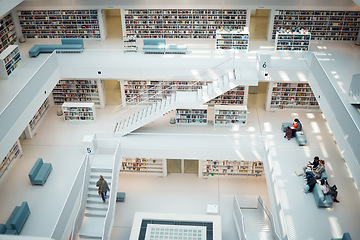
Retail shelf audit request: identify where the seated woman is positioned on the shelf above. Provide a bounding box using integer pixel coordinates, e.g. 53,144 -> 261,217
306,160 -> 325,179
304,156 -> 320,172
318,179 -> 340,203
290,118 -> 302,136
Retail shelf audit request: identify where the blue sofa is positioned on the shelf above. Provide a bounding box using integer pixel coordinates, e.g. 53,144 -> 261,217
28,158 -> 52,185
313,183 -> 333,208
0,202 -> 30,235
143,39 -> 187,54
282,122 -> 307,146
29,38 -> 84,57
332,233 -> 352,240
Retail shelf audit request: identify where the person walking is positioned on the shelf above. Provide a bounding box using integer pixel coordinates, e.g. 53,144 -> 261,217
96,175 -> 110,203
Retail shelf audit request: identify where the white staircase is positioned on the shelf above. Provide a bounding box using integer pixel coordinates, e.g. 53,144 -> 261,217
114,68 -> 242,136
241,208 -> 274,240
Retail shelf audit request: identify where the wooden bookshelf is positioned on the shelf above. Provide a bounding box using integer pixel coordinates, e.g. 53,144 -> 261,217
123,9 -> 248,39
271,10 -> 360,41
214,105 -> 247,125
176,106 -> 208,125
266,82 -> 320,111
18,9 -> 102,39
0,13 -> 17,54
52,79 -> 105,108
121,157 -> 166,175
62,102 -> 96,121
0,140 -> 22,178
202,160 -> 264,177
0,45 -> 21,79
275,30 -> 311,51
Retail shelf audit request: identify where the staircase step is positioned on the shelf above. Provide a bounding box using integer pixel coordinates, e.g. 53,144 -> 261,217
87,196 -> 109,204
86,203 -> 109,210
90,168 -> 112,173
90,172 -> 112,178
89,180 -> 111,185
245,232 -> 273,240
241,208 -> 269,232
85,209 -> 107,217
79,216 -> 105,238
79,237 -> 102,240
88,191 -> 111,198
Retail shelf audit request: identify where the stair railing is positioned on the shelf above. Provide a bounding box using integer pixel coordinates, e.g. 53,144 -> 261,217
233,195 -> 247,240
70,154 -> 91,240
101,138 -> 122,240
257,196 -> 281,240
113,56 -> 236,133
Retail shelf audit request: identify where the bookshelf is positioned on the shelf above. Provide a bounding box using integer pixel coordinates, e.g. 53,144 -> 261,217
271,10 -> 360,41
175,106 -> 208,125
22,98 -> 50,139
62,102 -> 96,121
123,9 -> 248,39
0,140 -> 22,178
123,35 -> 138,52
275,30 -> 311,51
18,9 -> 102,39
214,105 -> 247,126
121,157 -> 166,176
215,29 -> 249,50
201,160 -> 264,177
120,80 -> 213,105
266,82 -> 320,111
52,79 -> 105,108
0,45 -> 21,79
0,13 -> 17,54
207,86 -> 248,105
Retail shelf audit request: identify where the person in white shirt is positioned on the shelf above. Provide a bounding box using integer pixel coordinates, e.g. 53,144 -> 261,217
318,179 -> 339,203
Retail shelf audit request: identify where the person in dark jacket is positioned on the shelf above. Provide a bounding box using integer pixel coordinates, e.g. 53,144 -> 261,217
96,175 -> 110,203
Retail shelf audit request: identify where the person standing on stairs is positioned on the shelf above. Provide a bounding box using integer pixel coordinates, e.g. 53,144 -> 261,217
96,175 -> 110,203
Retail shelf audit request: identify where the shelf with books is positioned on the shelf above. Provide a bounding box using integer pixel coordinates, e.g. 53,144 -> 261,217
22,98 -> 50,139
0,13 -> 17,55
214,105 -> 247,126
266,82 -> 320,111
18,9 -> 102,39
215,28 -> 249,50
52,79 -> 105,108
275,30 -> 311,51
207,86 -> 248,105
176,106 -> 208,125
201,160 -> 264,177
123,35 -> 138,52
123,9 -> 248,39
62,102 -> 96,121
0,45 -> 21,79
120,80 -> 213,105
271,10 -> 360,41
121,157 -> 166,175
0,140 -> 22,178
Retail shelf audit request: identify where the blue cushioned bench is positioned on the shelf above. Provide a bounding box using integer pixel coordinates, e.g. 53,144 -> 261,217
313,183 -> 333,208
332,233 -> 352,240
116,192 -> 126,202
282,122 -> 307,146
28,158 -> 52,185
0,202 -> 30,235
29,38 -> 84,57
143,39 -> 187,54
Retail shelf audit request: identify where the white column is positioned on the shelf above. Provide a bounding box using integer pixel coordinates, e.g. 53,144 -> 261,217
11,10 -> 25,43
355,29 -> 360,46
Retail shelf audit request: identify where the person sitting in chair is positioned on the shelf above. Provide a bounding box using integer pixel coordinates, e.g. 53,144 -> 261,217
290,118 -> 302,136
318,179 -> 340,203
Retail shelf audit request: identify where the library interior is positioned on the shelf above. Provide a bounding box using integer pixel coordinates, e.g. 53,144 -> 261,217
0,0 -> 360,239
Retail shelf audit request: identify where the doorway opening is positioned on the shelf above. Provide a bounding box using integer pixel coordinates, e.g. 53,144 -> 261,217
247,82 -> 268,109
104,80 -> 122,106
104,9 -> 122,39
249,9 -> 270,41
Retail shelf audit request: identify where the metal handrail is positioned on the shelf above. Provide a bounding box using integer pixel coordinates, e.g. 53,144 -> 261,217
113,55 -> 236,132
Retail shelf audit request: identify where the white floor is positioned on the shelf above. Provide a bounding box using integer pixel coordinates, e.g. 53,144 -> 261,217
0,15 -> 359,240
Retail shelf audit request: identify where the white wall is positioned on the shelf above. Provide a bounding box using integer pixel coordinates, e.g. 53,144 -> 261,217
16,0 -> 360,10
0,0 -> 23,17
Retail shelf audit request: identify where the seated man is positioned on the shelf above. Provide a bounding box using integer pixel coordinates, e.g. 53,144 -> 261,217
318,179 -> 340,203
303,156 -> 320,172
